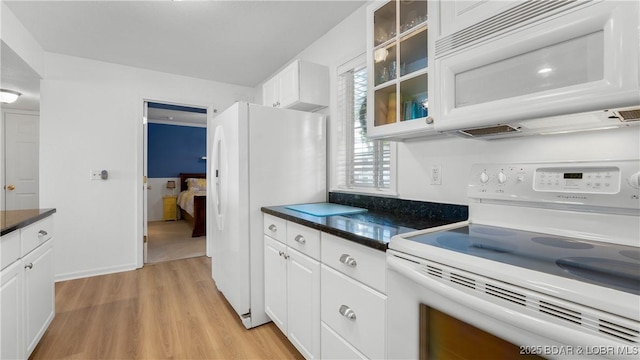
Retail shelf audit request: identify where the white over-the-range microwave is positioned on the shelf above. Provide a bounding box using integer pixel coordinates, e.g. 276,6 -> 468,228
432,0 -> 640,139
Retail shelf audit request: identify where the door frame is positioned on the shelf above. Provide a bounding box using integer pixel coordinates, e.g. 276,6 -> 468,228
136,96 -> 214,268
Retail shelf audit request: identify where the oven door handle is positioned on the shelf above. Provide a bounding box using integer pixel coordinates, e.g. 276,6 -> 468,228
386,255 -> 631,351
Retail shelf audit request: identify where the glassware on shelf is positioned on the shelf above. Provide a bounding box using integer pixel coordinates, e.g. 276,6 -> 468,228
374,1 -> 396,46
400,0 -> 427,34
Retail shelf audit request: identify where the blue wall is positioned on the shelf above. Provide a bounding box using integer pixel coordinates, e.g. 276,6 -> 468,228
148,123 -> 206,178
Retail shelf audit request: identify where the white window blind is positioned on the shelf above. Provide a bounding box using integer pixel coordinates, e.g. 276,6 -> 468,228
337,59 -> 392,191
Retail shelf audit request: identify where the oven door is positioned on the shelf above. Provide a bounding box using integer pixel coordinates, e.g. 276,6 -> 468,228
386,250 -> 635,360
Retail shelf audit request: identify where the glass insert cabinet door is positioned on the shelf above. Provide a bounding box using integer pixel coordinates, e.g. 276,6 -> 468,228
367,0 -> 436,140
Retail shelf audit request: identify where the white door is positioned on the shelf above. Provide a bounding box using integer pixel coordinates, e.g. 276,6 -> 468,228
0,261 -> 24,360
143,102 -> 149,263
4,112 -> 39,210
287,247 -> 320,359
278,61 -> 300,108
264,235 -> 288,334
23,240 -> 54,357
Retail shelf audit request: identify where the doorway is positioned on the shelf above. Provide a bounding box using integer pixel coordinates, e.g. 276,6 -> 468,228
144,101 -> 208,264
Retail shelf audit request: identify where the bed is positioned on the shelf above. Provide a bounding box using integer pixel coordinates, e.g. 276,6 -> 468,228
177,173 -> 207,237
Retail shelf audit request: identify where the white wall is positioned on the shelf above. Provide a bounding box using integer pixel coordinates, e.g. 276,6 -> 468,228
0,2 -> 44,77
40,53 -> 255,281
275,2 -> 640,206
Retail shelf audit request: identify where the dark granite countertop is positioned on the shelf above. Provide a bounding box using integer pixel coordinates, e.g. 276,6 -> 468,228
262,204 -> 464,252
1,208 -> 56,236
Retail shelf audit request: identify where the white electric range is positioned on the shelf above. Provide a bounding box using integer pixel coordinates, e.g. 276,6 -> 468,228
387,160 -> 640,359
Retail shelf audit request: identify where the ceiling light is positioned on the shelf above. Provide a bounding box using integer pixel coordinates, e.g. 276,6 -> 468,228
537,67 -> 553,75
0,89 -> 21,104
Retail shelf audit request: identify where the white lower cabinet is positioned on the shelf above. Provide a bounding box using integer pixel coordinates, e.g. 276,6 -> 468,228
23,240 -> 55,356
263,214 -> 387,360
321,322 -> 367,360
264,236 -> 288,333
321,265 -> 386,359
0,215 -> 55,360
264,221 -> 321,360
1,260 -> 24,360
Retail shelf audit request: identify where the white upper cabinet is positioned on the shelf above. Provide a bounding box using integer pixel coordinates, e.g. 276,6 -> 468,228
366,0 -> 440,141
262,60 -> 329,112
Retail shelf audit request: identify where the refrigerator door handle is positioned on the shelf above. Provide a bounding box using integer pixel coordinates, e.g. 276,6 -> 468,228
212,125 -> 228,230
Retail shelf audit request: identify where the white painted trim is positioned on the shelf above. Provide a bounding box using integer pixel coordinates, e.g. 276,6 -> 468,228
147,119 -> 206,128
136,95 -> 214,269
54,263 -> 138,283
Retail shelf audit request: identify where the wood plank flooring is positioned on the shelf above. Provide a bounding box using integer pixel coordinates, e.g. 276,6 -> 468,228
30,256 -> 303,359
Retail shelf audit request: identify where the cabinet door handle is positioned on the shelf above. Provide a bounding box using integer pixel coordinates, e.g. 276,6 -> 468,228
268,224 -> 277,232
278,251 -> 284,257
339,254 -> 357,267
38,230 -> 48,237
425,116 -> 435,125
339,305 -> 356,320
283,254 -> 290,260
294,235 -> 306,244
24,263 -> 33,269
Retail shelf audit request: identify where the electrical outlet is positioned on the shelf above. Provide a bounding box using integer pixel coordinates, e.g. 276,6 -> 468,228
90,170 -> 103,180
431,164 -> 442,185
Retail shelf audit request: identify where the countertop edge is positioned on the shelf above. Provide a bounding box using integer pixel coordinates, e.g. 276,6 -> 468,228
262,207 -> 388,252
1,208 -> 57,237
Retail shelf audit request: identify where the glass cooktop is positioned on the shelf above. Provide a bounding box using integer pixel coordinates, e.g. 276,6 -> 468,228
404,224 -> 640,295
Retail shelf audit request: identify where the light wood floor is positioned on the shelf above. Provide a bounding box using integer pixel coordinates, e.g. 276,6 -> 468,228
147,220 -> 206,264
30,256 -> 303,359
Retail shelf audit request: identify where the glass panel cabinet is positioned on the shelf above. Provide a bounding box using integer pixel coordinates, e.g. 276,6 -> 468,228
367,0 -> 439,140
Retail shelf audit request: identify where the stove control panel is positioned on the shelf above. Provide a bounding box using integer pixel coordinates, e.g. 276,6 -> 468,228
468,160 -> 640,211
533,166 -> 620,194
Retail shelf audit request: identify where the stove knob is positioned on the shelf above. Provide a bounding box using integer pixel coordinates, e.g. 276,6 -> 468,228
480,172 -> 489,184
628,171 -> 640,189
498,172 -> 507,184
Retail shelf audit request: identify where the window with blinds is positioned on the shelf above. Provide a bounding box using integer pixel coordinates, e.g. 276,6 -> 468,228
337,59 -> 392,191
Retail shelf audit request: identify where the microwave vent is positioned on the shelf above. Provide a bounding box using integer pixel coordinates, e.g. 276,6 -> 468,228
615,108 -> 640,122
436,0 -> 582,57
459,125 -> 520,137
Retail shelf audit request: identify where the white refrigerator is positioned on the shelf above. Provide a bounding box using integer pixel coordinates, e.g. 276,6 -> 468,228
207,102 -> 326,328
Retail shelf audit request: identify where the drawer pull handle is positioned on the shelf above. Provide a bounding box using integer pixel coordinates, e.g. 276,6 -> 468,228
339,254 -> 357,267
339,305 -> 356,320
38,230 -> 48,237
268,224 -> 277,232
25,263 -> 33,269
294,235 -> 306,244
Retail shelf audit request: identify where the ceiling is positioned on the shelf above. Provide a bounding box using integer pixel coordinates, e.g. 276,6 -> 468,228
4,0 -> 366,90
1,41 -> 41,111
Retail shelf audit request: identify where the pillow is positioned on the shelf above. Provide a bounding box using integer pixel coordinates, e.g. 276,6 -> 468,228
186,178 -> 206,191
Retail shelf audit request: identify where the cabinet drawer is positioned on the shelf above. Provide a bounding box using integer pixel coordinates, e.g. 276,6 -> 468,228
287,221 -> 320,260
263,214 -> 286,243
321,233 -> 386,293
321,265 -> 386,359
321,322 -> 367,360
1,232 -> 21,270
21,216 -> 54,257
